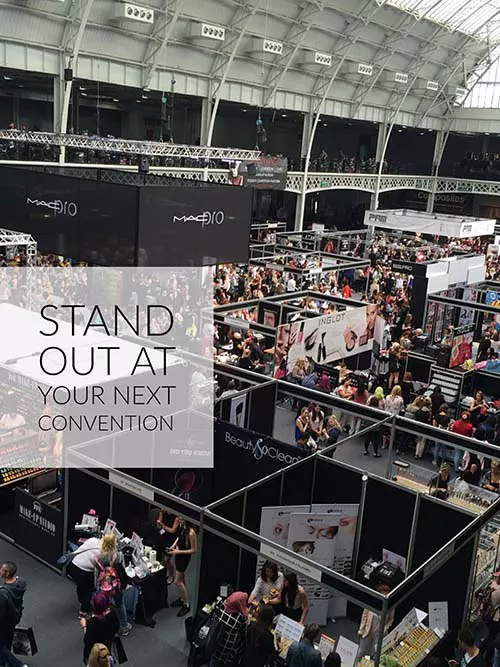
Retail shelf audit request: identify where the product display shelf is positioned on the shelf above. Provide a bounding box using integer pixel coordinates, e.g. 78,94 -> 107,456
391,461 -> 435,495
469,516 -> 500,621
0,429 -> 44,487
447,481 -> 498,514
382,625 -> 442,667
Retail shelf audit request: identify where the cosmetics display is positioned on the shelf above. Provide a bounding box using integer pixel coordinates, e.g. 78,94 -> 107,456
0,429 -> 44,486
383,625 -> 441,667
447,481 -> 497,514
391,461 -> 435,494
469,515 -> 500,621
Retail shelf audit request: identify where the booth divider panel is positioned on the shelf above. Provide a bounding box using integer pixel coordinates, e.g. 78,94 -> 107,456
248,384 -> 277,438
211,494 -> 246,527
395,540 -> 475,635
281,457 -> 317,506
357,479 -> 416,573
111,488 -> 154,540
313,459 -> 363,505
412,497 -> 473,570
152,468 -> 214,508
245,477 -> 283,535
67,469 -> 111,539
198,531 -> 241,606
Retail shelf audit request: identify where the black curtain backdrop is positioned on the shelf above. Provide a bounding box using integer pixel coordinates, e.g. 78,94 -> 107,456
412,497 -> 472,570
357,479 -> 416,570
198,530 -> 242,606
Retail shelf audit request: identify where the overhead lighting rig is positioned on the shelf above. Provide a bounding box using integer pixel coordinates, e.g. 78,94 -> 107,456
0,130 -> 261,160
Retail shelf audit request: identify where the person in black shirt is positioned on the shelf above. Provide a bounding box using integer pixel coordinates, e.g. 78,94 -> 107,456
430,386 -> 446,417
81,592 -> 119,664
448,627 -> 486,667
244,605 -> 277,667
429,463 -> 449,500
432,403 -> 451,466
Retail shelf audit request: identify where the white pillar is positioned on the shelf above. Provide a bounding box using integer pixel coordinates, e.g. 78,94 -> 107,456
53,74 -> 64,133
427,130 -> 447,213
200,96 -> 211,146
294,110 -> 313,231
370,122 -> 388,209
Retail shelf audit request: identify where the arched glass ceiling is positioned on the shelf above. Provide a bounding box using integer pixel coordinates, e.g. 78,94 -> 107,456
383,0 -> 500,42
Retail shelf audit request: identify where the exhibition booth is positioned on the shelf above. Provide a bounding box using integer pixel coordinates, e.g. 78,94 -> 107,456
250,221 -> 287,244
276,229 -> 366,256
0,166 -> 253,266
202,446 -> 500,664
364,209 -> 496,240
248,246 -> 370,293
211,290 -> 385,380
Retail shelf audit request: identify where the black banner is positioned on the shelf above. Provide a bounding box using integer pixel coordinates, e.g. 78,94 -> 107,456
138,185 -> 253,266
0,167 -> 138,265
213,420 -> 307,500
240,157 -> 288,190
14,487 -> 63,565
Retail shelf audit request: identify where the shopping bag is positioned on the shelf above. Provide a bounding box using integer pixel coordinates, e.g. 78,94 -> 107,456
12,627 -> 38,656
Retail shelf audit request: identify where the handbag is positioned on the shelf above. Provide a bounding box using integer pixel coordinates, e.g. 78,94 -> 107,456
112,636 -> 128,664
12,627 -> 38,656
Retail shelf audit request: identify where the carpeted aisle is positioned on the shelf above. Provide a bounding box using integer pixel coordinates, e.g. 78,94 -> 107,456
0,539 -> 191,667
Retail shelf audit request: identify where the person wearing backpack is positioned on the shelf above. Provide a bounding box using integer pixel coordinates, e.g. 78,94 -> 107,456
94,534 -> 131,636
209,592 -> 248,667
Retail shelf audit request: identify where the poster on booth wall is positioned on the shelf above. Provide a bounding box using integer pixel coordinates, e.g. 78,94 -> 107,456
287,513 -> 341,626
257,505 -> 310,575
229,394 -> 247,428
458,289 -> 478,327
450,324 -> 475,368
279,305 -> 381,374
311,504 -> 359,576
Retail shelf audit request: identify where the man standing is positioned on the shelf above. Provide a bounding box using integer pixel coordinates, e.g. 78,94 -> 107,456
0,561 -> 28,667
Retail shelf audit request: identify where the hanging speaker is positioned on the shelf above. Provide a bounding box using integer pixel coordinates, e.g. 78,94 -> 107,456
64,68 -> 73,82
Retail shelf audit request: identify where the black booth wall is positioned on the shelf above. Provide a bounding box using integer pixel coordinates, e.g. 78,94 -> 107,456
411,496 -> 472,570
0,167 -> 137,265
357,479 -> 416,572
0,167 -> 253,266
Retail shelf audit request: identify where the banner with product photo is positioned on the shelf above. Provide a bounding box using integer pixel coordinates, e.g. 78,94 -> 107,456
449,324 -> 475,369
280,306 -> 383,373
229,394 -> 247,428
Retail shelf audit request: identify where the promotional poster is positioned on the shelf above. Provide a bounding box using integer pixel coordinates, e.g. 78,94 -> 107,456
274,306 -> 382,374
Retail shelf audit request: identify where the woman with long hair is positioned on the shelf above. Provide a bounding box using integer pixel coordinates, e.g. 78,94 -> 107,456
249,561 -> 284,607
168,518 -> 197,617
81,593 -> 119,665
155,509 -> 180,585
87,643 -> 112,667
94,534 -> 131,636
280,572 -> 309,624
245,605 -> 277,667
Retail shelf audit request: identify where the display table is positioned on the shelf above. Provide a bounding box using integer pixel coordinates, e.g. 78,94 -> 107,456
392,461 -> 435,495
133,567 -> 168,626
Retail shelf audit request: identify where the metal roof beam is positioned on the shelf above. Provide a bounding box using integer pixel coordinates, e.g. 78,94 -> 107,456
262,2 -> 323,109
142,0 -> 185,90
